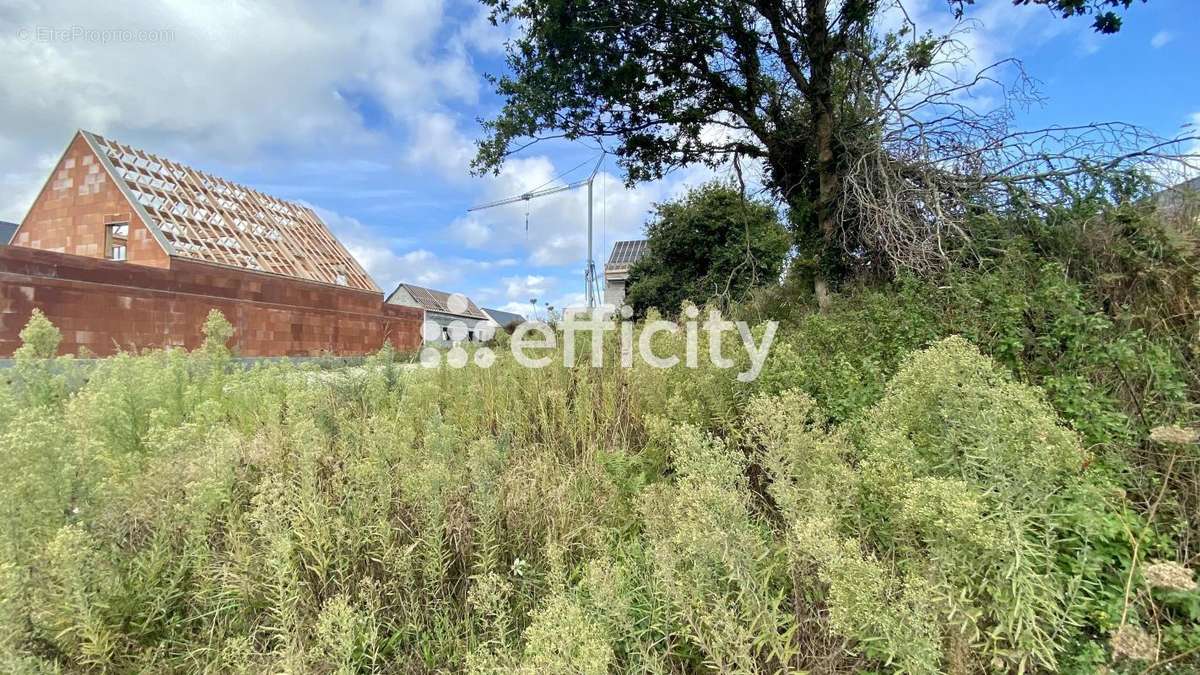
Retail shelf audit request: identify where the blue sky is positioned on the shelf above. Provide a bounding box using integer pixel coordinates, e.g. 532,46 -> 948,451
1,0 -> 1197,316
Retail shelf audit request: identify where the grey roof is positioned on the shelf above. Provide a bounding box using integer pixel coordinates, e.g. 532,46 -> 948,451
388,282 -> 488,320
607,239 -> 648,266
483,307 -> 526,328
1155,176 -> 1200,212
0,221 -> 16,245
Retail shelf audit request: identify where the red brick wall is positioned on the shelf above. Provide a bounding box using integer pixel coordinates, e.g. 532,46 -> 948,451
0,246 -> 422,357
10,132 -> 170,268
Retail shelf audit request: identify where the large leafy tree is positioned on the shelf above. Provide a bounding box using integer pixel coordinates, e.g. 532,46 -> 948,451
473,0 -> 1161,308
624,183 -> 790,317
951,1 -> 1145,34
473,0 -> 878,307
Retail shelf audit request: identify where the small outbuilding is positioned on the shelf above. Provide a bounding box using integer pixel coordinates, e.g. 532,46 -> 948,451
603,239 -> 648,306
386,283 -> 492,345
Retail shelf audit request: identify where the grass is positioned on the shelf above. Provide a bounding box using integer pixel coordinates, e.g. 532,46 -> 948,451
0,304 -> 1196,673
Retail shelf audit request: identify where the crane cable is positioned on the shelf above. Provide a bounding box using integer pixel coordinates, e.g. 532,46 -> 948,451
519,153 -> 598,242
528,155 -> 596,195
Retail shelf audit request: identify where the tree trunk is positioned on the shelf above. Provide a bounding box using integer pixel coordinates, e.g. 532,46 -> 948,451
805,0 -> 839,312
814,104 -> 838,312
814,277 -> 831,311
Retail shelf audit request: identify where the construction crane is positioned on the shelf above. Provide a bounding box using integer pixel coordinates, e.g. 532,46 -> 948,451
468,154 -> 605,308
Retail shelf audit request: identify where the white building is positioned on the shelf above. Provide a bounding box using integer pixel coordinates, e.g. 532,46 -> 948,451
386,282 -> 492,345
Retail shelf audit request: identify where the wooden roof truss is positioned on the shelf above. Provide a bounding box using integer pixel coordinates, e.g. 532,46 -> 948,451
83,131 -> 379,292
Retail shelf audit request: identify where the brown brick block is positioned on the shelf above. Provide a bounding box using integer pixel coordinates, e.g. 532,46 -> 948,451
0,247 -> 422,357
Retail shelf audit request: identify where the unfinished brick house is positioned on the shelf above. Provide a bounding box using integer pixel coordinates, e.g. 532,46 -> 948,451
1,130 -> 422,357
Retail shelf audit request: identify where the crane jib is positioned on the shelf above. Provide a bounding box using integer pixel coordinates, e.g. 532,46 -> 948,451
465,152 -> 607,308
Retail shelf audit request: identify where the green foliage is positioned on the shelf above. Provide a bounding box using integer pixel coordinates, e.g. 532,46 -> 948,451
11,309 -> 68,407
639,422 -> 791,670
750,340 -> 1151,672
0,281 -> 1196,672
951,0 -> 1147,34
519,594 -> 614,673
473,0 -> 894,279
735,194 -> 1200,669
747,276 -> 940,422
199,308 -> 235,360
861,336 -> 1085,489
856,338 -> 1108,670
745,206 -> 1200,562
625,183 -> 790,317
14,309 -> 61,360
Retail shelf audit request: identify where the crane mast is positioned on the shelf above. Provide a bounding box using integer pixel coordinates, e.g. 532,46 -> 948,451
468,154 -> 605,308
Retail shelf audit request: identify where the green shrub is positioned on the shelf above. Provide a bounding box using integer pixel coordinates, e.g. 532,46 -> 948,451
639,421 -> 791,670
750,339 -> 1153,672
10,308 -> 68,407
14,308 -> 61,360
0,299 -> 1196,673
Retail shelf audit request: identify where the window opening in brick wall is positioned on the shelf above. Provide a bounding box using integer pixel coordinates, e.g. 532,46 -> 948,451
106,222 -> 129,261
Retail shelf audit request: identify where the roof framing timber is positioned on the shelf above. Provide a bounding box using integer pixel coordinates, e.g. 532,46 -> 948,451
82,131 -> 379,292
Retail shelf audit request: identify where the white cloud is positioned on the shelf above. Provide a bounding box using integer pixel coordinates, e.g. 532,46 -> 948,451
449,154 -> 698,268
0,148 -> 57,225
529,233 -> 587,266
444,145 -> 755,306
0,0 -> 480,220
1151,31 -> 1174,49
494,278 -> 589,315
405,111 -> 477,180
454,5 -> 517,56
450,215 -> 494,246
312,205 -> 431,290
495,301 -> 533,316
316,204 -> 523,296
469,257 -> 519,270
882,0 -> 1051,73
1077,31 -> 1103,56
548,291 -> 588,313
502,274 -> 550,301
391,250 -> 450,288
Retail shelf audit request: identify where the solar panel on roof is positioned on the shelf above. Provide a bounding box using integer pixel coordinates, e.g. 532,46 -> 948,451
398,283 -> 490,319
607,240 -> 648,265
407,284 -> 448,312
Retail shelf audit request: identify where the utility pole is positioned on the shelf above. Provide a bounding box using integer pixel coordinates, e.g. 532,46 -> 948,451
587,176 -> 595,307
468,154 -> 605,308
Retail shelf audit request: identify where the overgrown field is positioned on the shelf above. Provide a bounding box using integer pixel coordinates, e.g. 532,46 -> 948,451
2,240 -> 1200,672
